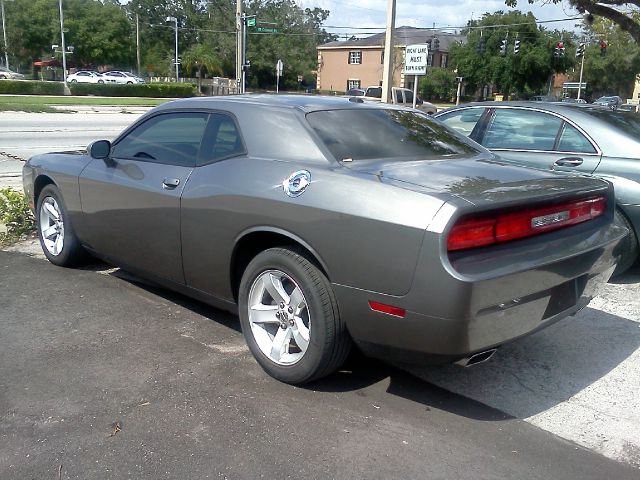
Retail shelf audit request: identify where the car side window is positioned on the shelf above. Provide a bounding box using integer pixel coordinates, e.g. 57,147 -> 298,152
112,112 -> 208,167
483,109 -> 562,151
557,123 -> 596,153
437,108 -> 484,137
395,90 -> 404,103
198,113 -> 245,165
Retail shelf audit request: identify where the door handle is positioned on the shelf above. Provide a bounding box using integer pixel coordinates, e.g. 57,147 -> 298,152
162,178 -> 180,189
554,157 -> 583,167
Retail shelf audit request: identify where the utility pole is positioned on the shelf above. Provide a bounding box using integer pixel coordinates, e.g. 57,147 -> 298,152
576,42 -> 586,100
136,13 -> 141,76
236,0 -> 243,93
166,16 -> 179,81
381,0 -> 396,104
1,0 -> 8,69
58,0 -> 69,95
242,12 -> 247,93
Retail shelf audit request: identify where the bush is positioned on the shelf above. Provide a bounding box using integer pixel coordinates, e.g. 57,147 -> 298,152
0,80 -> 64,95
0,188 -> 35,245
68,82 -> 197,98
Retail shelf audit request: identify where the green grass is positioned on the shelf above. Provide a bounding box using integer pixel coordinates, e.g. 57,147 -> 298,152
0,95 -> 170,107
0,103 -> 60,113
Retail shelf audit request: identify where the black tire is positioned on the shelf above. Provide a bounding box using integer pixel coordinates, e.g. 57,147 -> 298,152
238,247 -> 351,384
36,185 -> 87,267
70,79 -> 77,83
98,80 -> 104,84
612,209 -> 639,276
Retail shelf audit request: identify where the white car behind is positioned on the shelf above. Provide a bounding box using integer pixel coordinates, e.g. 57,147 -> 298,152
67,71 -> 105,84
102,71 -> 145,84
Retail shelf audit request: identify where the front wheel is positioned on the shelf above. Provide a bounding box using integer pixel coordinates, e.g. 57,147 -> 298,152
36,185 -> 87,267
238,248 -> 351,384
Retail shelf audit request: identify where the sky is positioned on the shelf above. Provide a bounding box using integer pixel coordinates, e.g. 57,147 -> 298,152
296,0 -> 582,37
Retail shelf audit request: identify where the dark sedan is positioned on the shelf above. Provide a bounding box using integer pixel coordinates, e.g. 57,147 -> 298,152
23,96 -> 626,384
435,101 -> 640,274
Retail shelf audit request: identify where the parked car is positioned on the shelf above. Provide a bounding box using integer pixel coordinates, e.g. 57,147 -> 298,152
561,98 -> 587,104
364,86 -> 438,114
593,95 -> 623,110
435,101 -> 640,273
23,95 -> 626,384
618,103 -> 639,113
346,87 -> 366,96
102,71 -> 145,84
67,71 -> 106,84
0,66 -> 25,80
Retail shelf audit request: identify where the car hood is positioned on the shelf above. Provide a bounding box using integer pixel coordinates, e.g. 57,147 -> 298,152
343,155 -> 608,207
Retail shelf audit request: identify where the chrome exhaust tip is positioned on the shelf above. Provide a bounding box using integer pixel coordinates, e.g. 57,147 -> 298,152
455,348 -> 498,368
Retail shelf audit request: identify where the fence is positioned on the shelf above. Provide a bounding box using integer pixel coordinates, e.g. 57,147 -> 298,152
149,76 -> 238,96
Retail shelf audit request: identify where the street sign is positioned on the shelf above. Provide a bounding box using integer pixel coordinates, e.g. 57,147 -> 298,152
403,44 -> 428,75
276,59 -> 283,76
247,17 -> 256,27
256,27 -> 279,33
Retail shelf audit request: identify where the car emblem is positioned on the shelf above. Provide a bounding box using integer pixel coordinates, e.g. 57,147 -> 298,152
283,170 -> 311,197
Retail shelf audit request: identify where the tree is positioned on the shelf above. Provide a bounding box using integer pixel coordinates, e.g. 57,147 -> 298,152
449,11 -> 574,98
579,17 -> 640,97
4,0 -> 134,71
419,68 -> 456,101
181,43 -> 223,86
505,1 -> 640,43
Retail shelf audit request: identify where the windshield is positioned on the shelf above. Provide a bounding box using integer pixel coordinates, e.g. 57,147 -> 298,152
306,108 -> 483,161
585,108 -> 640,139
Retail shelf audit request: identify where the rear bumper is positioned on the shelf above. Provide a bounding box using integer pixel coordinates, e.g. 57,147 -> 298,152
334,216 -> 626,363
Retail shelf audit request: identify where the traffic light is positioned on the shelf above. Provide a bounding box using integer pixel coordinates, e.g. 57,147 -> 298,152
432,38 -> 440,51
500,39 -> 507,56
513,39 -> 521,55
576,42 -> 586,58
600,40 -> 608,56
477,37 -> 486,54
554,41 -> 565,57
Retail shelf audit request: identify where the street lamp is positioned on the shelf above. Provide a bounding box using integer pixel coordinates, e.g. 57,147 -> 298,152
1,0 -> 13,69
58,0 -> 69,94
166,16 -> 179,81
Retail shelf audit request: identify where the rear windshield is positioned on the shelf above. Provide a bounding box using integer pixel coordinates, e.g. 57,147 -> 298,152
585,108 -> 640,139
306,108 -> 482,161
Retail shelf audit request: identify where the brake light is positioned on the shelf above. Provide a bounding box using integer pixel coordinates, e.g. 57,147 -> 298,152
447,196 -> 606,251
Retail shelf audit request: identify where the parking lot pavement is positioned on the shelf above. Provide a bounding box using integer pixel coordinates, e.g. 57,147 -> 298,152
407,267 -> 640,467
2,249 -> 639,480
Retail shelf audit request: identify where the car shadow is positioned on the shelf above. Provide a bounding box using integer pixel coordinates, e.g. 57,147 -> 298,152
81,260 -> 638,422
610,262 -> 640,284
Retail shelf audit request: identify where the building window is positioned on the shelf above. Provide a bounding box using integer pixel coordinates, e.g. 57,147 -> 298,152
347,79 -> 361,90
349,51 -> 362,64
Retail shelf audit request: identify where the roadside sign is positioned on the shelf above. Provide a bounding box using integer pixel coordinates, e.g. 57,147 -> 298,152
403,44 -> 428,75
256,27 -> 279,33
276,59 -> 283,76
247,17 -> 256,27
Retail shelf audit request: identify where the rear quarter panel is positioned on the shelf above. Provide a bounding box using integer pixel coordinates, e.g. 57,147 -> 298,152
180,158 -> 447,300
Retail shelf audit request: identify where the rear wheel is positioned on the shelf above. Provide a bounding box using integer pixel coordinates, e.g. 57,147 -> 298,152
36,185 -> 87,267
238,247 -> 351,384
70,79 -> 77,83
612,209 -> 638,276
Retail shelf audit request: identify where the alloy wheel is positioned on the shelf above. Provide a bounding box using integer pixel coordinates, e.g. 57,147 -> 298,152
39,196 -> 64,256
247,269 -> 311,365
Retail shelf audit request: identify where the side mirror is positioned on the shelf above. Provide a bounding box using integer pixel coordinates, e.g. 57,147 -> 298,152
88,140 -> 111,159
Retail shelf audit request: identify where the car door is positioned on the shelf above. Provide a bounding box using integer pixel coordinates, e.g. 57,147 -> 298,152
476,107 -> 602,174
78,111 -> 209,283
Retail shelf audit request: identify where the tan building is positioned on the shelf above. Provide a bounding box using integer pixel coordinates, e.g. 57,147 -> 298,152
317,26 -> 465,93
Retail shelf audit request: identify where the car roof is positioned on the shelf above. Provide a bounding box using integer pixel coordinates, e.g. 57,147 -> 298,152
155,94 -> 403,113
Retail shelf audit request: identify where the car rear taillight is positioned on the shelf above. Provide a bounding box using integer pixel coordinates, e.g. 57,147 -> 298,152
447,196 -> 607,252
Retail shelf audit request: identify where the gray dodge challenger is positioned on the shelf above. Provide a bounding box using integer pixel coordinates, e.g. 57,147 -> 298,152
23,95 -> 627,384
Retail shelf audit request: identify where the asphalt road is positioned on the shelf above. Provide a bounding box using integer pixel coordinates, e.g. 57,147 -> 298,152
0,111 -> 143,189
1,249 -> 638,480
